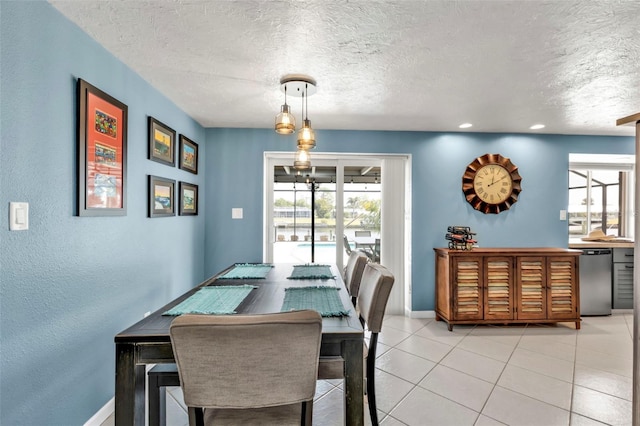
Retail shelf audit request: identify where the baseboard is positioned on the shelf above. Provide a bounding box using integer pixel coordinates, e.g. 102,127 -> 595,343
406,309 -> 436,319
612,309 -> 634,314
84,397 -> 113,426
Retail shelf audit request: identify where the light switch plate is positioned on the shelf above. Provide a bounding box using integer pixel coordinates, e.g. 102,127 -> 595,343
559,209 -> 567,221
232,208 -> 243,219
10,202 -> 29,231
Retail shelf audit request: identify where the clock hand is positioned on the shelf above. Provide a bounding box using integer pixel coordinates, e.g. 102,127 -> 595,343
487,175 -> 507,187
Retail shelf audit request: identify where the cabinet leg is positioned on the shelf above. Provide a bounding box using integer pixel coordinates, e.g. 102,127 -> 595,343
447,323 -> 453,332
575,321 -> 581,330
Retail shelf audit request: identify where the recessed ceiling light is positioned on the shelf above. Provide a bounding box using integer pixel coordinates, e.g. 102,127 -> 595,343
459,123 -> 473,129
530,124 -> 545,130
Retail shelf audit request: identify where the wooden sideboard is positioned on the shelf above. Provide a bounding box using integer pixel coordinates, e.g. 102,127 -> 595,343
434,248 -> 581,331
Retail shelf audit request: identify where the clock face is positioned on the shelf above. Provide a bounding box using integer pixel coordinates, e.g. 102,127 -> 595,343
462,153 -> 522,214
472,164 -> 513,204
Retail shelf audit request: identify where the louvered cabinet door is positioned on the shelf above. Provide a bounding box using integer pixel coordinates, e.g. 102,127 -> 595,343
546,256 -> 579,319
484,257 -> 513,320
516,257 -> 547,320
452,257 -> 483,320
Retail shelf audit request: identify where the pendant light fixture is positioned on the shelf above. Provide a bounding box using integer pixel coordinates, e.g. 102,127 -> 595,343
293,147 -> 311,170
297,83 -> 316,150
274,74 -> 317,170
274,85 -> 295,134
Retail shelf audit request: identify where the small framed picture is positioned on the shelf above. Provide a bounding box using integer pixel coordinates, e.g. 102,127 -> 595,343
179,182 -> 198,216
148,175 -> 176,217
179,135 -> 198,174
148,117 -> 175,166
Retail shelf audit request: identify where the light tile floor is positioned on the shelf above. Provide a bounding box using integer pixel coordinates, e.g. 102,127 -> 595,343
101,313 -> 634,426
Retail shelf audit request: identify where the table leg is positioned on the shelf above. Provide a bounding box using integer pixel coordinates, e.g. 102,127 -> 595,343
115,343 -> 146,426
342,338 -> 364,426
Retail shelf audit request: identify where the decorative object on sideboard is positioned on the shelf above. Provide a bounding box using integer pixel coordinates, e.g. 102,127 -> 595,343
445,226 -> 477,250
462,153 -> 522,214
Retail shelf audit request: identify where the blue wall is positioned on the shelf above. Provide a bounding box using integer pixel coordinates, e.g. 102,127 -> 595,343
1,3 -> 206,424
205,129 -> 634,311
0,1 -> 635,424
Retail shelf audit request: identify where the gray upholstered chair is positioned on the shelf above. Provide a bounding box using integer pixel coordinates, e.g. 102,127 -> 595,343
343,249 -> 369,307
317,263 -> 394,426
169,310 -> 323,426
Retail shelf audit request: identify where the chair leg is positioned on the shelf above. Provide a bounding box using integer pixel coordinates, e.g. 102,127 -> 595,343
367,333 -> 379,426
148,384 -> 165,426
301,400 -> 313,425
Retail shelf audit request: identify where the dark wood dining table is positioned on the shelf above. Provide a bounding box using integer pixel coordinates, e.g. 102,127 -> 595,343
114,263 -> 365,425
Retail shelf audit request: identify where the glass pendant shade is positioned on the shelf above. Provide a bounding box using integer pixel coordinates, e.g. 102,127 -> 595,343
275,104 -> 295,134
293,148 -> 311,170
297,119 -> 316,150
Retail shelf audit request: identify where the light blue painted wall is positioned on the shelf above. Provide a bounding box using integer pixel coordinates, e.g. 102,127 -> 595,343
0,1 -> 635,424
205,129 -> 634,310
1,2 -> 206,424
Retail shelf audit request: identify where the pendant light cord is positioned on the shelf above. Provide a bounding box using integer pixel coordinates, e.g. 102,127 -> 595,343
301,88 -> 305,122
305,83 -> 309,120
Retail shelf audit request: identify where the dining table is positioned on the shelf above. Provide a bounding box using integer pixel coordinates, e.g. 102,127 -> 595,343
114,263 -> 365,425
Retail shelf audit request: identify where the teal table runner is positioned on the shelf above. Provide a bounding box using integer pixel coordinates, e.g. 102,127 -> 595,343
218,263 -> 273,279
163,285 -> 256,315
288,264 -> 335,280
281,286 -> 350,317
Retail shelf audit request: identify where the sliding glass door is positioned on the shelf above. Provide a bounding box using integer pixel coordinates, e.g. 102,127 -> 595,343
264,152 -> 409,315
272,166 -> 338,263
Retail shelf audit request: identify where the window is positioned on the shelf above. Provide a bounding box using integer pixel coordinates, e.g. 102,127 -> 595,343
568,154 -> 634,238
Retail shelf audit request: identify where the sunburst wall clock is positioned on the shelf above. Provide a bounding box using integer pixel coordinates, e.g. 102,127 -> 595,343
462,153 -> 522,214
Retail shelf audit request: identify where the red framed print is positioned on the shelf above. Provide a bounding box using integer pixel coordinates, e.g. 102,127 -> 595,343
178,135 -> 198,174
148,117 -> 176,166
179,181 -> 198,216
77,79 -> 128,216
148,175 -> 176,217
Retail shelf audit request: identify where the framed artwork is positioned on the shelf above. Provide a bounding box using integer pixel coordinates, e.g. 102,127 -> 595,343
178,135 -> 198,174
77,78 -> 128,216
148,117 -> 176,166
148,175 -> 176,217
179,182 -> 198,216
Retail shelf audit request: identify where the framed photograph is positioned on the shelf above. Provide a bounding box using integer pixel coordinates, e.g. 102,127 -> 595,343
148,117 -> 176,166
77,79 -> 128,216
178,135 -> 198,174
148,175 -> 176,217
179,182 -> 198,216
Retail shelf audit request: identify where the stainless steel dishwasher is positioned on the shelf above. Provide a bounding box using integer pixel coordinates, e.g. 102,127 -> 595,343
579,248 -> 612,315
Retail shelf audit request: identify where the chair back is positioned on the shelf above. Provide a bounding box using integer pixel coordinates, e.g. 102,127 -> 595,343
357,263 -> 395,333
344,250 -> 369,302
343,235 -> 352,255
169,310 -> 322,410
354,230 -> 371,237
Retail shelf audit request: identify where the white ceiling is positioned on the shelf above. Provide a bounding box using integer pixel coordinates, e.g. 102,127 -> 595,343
50,0 -> 640,136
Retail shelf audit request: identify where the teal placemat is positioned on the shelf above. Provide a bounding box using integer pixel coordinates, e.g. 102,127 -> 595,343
163,285 -> 256,315
281,286 -> 350,317
288,264 -> 335,280
218,263 -> 273,279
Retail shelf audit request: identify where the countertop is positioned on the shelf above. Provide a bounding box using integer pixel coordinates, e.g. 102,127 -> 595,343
568,238 -> 635,249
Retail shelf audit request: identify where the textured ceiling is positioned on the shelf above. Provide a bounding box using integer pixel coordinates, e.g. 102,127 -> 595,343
50,0 -> 640,136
